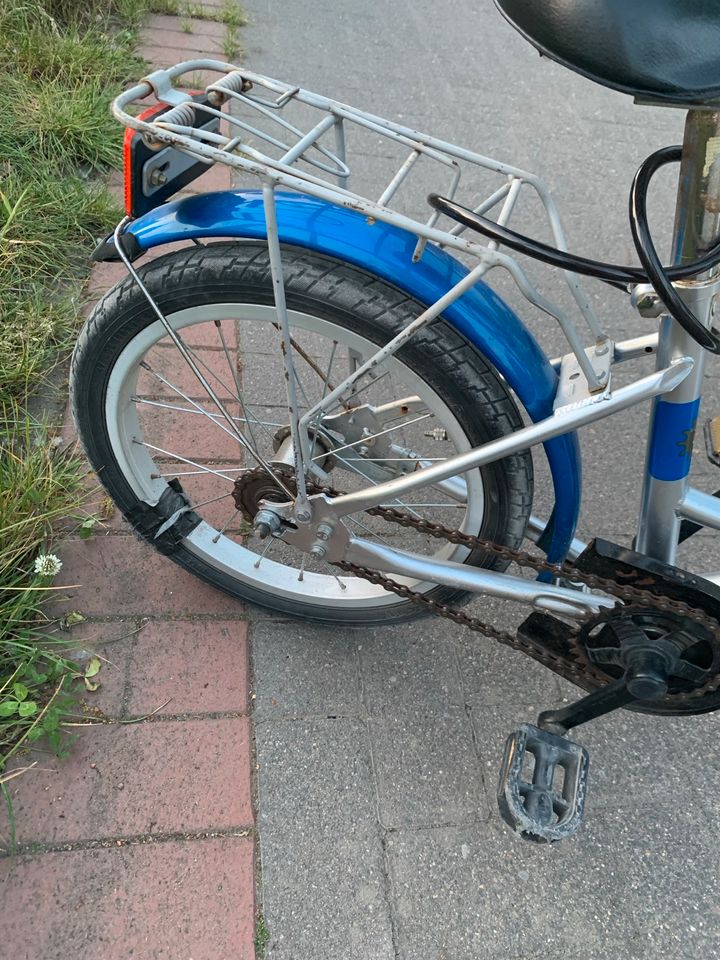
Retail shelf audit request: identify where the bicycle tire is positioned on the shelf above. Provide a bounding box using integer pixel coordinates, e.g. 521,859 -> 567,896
71,241 -> 534,624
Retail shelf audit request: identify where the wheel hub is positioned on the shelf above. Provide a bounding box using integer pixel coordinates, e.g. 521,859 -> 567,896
232,466 -> 296,522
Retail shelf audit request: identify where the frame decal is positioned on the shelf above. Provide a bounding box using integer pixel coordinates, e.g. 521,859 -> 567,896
647,398 -> 700,481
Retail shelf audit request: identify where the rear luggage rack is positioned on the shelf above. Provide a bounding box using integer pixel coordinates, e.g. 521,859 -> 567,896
112,59 -> 614,390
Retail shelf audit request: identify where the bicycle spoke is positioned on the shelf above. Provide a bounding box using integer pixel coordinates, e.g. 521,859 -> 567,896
132,396 -> 284,430
212,321 -> 265,449
136,363 -> 294,497
190,491 -> 235,510
138,361 -> 245,447
253,537 -> 276,568
332,452 -> 424,519
324,564 -> 348,590
134,440 -> 240,481
347,514 -> 394,548
158,467 -> 247,478
211,507 -> 241,543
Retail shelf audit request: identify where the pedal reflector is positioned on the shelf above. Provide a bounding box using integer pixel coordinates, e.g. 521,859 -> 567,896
497,723 -> 589,843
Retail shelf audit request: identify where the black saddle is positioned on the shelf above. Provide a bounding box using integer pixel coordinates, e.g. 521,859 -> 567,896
495,0 -> 720,105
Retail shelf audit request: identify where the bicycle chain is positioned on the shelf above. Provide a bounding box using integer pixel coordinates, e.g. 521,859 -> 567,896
335,502 -> 720,703
236,465 -> 720,703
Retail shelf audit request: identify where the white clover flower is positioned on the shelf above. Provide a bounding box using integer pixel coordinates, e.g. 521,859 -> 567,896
34,554 -> 63,577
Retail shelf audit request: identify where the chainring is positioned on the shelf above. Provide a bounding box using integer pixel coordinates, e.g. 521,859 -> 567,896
574,604 -> 720,714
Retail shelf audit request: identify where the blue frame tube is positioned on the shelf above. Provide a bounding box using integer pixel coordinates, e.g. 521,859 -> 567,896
115,189 -> 582,562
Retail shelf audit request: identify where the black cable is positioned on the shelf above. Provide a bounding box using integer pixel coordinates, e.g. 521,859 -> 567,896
429,186 -> 720,286
428,193 -> 642,289
629,146 -> 720,353
428,148 -> 720,352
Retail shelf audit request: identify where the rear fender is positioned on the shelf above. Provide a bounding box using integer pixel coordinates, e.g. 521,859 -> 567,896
97,189 -> 581,562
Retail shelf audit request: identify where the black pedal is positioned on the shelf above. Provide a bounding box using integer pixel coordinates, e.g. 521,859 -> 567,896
497,723 -> 589,843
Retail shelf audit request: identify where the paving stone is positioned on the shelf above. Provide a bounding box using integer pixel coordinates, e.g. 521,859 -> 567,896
358,628 -> 465,717
175,315 -> 239,349
1,717 -> 252,846
370,709 -> 489,829
86,260 -> 128,297
141,25 -> 227,55
259,831 -> 395,960
126,618 -> 248,715
255,718 -> 377,840
59,619 -> 139,718
385,810 -> 718,960
141,43 -> 214,67
147,14 -> 228,39
50,534 -> 244,618
456,633 -> 560,707
0,836 -> 255,960
140,398 -> 244,462
183,160 -> 233,193
251,621 -> 361,720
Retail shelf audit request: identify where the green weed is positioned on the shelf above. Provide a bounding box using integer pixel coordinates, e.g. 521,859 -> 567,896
254,914 -> 270,959
0,404 -> 90,782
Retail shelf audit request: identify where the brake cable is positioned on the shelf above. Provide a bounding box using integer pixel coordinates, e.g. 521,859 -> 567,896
428,145 -> 720,351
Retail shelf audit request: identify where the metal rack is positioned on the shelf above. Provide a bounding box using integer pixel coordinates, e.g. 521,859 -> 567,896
113,59 -> 613,393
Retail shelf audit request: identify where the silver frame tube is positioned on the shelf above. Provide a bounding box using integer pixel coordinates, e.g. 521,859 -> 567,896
297,358 -> 693,522
636,110 -> 720,562
344,538 -> 615,618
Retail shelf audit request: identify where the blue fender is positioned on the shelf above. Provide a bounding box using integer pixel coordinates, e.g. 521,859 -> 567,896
117,189 -> 581,563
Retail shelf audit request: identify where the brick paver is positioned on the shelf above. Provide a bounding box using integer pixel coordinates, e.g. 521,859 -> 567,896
5,718 -> 252,845
48,534 -> 246,618
125,619 -> 249,715
0,6 -> 256,959
2,837 -> 255,960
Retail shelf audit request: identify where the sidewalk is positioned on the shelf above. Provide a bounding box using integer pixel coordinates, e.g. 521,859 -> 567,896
0,6 -> 256,959
4,2 -> 720,959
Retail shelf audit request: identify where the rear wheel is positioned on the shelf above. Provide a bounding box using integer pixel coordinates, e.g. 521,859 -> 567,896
71,242 -> 533,623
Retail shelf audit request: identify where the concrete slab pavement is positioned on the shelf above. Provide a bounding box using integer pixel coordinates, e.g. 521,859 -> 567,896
240,1 -> 720,958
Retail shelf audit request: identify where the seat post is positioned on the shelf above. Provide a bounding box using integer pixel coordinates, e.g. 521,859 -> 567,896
636,109 -> 720,562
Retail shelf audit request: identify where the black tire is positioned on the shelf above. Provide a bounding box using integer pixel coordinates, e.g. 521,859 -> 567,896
71,242 -> 533,623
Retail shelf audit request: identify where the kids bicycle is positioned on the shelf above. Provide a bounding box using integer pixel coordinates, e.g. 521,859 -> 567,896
72,0 -> 720,841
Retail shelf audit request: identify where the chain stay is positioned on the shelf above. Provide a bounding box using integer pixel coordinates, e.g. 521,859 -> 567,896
338,501 -> 720,702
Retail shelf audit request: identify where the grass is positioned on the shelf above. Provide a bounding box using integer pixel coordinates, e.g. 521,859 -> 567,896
149,0 -> 248,28
254,913 -> 271,958
0,0 -> 147,788
148,0 -> 247,60
0,0 -> 247,798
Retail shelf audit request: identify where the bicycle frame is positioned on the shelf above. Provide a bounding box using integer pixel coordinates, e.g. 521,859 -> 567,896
106,62 -> 720,619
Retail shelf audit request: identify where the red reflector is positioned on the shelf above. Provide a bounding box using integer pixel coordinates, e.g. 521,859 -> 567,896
123,103 -> 166,217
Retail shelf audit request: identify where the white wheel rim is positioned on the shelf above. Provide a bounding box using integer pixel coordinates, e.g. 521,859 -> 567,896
105,303 -> 485,610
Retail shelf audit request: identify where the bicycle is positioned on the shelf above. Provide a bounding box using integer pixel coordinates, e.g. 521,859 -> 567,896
72,0 -> 720,841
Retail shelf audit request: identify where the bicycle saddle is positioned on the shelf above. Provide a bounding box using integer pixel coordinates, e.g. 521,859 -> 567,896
495,0 -> 720,105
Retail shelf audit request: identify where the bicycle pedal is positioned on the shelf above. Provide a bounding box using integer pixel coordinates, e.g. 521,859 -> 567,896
497,723 -> 589,843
